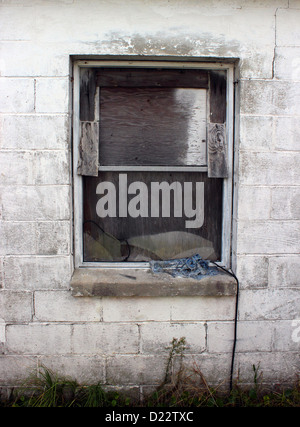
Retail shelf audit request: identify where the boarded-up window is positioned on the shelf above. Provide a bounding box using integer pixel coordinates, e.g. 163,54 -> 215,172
78,67 -> 228,263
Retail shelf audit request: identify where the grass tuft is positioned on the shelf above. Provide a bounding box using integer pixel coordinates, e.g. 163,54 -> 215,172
1,341 -> 299,407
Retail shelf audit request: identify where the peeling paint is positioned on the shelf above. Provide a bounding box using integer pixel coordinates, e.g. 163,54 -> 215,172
97,31 -> 242,58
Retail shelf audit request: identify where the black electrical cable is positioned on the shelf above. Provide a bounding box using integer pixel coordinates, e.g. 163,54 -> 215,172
211,261 -> 239,392
81,224 -> 238,388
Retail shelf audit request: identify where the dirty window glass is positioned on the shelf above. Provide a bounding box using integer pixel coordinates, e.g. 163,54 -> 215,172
83,172 -> 222,262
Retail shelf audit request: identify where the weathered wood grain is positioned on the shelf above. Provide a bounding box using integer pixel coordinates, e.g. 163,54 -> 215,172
96,68 -> 209,88
207,123 -> 228,178
209,70 -> 227,124
80,68 -> 96,121
77,121 -> 99,176
99,87 -> 207,166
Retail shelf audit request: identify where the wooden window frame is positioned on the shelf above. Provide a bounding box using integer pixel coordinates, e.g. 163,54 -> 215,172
72,60 -> 234,269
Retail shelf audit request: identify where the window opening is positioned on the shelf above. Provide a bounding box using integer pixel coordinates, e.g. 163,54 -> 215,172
74,62 -> 233,268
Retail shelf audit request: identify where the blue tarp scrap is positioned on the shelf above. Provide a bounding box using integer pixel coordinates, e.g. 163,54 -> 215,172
149,254 -> 218,280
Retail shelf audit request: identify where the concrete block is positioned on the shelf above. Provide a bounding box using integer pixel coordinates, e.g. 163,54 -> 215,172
273,82 -> 300,116
240,80 -> 300,116
0,115 -> 69,150
237,186 -> 271,220
238,289 -> 300,320
171,296 -> 236,321
0,290 -> 32,322
34,291 -> 102,322
239,152 -> 300,186
271,187 -> 300,220
6,324 -> 72,355
1,185 -> 70,221
177,353 -> 232,386
238,49 -> 273,80
274,116 -> 300,152
239,116 -> 273,151
207,321 -> 234,353
0,258 -> 3,289
236,255 -> 269,289
235,321 -> 274,353
35,221 -> 70,255
33,151 -> 70,185
272,320 -> 300,351
140,322 -> 206,354
276,9 -> 300,46
269,256 -> 300,288
0,41 -> 69,77
106,355 -> 166,385
71,323 -> 139,355
37,355 -> 105,385
3,256 -> 72,290
207,321 -> 282,354
0,151 -> 34,186
0,356 -> 37,385
240,80 -> 273,116
0,78 -> 34,113
0,318 -> 5,347
5,149 -> 66,188
1,220 -> 71,256
237,220 -> 300,254
35,78 -> 69,113
0,221 -> 36,255
275,47 -> 300,80
102,297 -> 171,322
236,351 -> 299,385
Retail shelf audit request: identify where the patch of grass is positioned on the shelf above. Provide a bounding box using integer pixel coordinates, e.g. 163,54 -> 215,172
9,367 -> 130,408
10,367 -> 78,407
5,374 -> 299,408
145,343 -> 300,408
1,340 -> 300,407
145,362 -> 300,408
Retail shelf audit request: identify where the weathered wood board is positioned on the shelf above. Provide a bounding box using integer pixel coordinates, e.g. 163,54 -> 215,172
96,68 -> 209,88
99,87 -> 207,166
77,122 -> 99,176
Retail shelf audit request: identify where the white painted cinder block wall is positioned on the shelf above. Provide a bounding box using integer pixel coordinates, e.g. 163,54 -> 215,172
0,0 -> 299,397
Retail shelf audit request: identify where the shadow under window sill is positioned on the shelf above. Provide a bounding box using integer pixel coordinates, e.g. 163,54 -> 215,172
70,267 -> 237,297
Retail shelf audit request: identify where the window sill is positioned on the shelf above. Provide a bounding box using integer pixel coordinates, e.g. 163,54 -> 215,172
70,267 -> 237,297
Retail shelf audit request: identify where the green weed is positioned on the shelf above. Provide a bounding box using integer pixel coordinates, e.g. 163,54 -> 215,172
2,341 -> 300,407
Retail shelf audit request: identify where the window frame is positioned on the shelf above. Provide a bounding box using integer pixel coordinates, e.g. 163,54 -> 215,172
72,59 -> 235,269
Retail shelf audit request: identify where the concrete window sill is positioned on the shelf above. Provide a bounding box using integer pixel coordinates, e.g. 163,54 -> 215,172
70,268 -> 237,297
